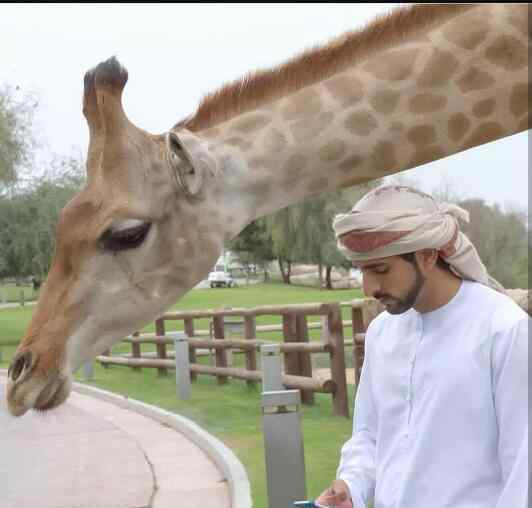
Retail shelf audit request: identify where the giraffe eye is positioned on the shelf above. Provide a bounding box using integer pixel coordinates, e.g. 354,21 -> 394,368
99,221 -> 151,252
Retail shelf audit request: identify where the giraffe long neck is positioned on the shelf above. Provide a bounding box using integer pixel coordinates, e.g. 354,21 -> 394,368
198,4 -> 529,233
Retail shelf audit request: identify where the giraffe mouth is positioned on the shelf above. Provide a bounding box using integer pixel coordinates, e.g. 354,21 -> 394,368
6,371 -> 72,417
34,374 -> 70,412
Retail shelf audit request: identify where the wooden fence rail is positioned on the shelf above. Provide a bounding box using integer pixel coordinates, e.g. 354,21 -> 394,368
97,298 -> 384,417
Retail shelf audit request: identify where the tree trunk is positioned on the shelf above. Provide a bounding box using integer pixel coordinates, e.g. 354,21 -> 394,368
325,266 -> 333,290
278,257 -> 292,284
318,261 -> 324,289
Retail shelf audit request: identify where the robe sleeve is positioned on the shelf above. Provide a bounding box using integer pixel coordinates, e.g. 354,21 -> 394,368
336,322 -> 378,508
493,316 -> 529,508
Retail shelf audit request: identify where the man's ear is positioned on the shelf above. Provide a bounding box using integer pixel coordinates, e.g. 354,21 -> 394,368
166,130 -> 215,200
417,249 -> 439,272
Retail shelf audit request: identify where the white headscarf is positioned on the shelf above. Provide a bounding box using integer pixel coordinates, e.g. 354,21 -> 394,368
332,185 -> 505,293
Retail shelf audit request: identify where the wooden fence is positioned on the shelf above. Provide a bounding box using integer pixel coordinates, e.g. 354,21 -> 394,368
96,298 -> 384,417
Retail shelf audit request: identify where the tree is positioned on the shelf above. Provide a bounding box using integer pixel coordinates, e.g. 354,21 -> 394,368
229,217 -> 275,281
0,84 -> 38,191
0,155 -> 85,280
459,198 -> 528,288
291,183 -> 379,289
264,204 -> 300,284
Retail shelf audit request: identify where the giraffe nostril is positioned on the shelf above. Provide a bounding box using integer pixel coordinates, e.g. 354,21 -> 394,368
8,351 -> 35,384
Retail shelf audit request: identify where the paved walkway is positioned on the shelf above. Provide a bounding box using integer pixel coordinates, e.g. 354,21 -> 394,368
0,377 -> 231,508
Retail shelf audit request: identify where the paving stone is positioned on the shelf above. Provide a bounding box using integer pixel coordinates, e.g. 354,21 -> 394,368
0,377 -> 231,508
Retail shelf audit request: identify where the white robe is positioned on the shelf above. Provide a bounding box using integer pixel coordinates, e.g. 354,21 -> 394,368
337,280 -> 529,508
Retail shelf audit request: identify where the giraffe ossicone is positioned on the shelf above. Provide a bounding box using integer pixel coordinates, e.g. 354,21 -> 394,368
6,4 -> 530,416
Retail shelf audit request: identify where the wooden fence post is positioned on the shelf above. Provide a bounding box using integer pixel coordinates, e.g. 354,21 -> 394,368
327,303 -> 349,417
244,315 -> 257,388
362,299 -> 382,329
184,317 -> 197,381
352,299 -> 384,386
131,331 -> 141,372
295,314 -> 314,405
282,312 -> 299,377
155,319 -> 168,377
212,315 -> 228,385
351,304 -> 365,387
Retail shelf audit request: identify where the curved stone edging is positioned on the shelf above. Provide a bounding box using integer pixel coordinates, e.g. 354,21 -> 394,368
0,370 -> 252,508
72,383 -> 252,508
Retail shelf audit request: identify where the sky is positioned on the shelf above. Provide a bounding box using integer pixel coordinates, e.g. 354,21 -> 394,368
1,3 -> 528,213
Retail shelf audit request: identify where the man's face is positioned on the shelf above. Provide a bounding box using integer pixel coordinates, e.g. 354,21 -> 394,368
355,254 -> 426,315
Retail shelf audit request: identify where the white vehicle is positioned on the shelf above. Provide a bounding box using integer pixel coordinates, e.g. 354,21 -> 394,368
208,264 -> 235,288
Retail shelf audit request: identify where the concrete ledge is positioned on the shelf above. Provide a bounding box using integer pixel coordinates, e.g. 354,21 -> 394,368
0,369 -> 252,508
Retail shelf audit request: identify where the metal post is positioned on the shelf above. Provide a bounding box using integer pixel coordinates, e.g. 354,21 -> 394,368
262,390 -> 306,508
83,361 -> 94,381
169,332 -> 191,400
261,344 -> 283,391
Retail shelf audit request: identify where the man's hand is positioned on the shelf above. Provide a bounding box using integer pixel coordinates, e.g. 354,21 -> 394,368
316,479 -> 354,507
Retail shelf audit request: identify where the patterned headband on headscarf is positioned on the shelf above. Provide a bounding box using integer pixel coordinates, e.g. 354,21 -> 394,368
332,185 -> 505,293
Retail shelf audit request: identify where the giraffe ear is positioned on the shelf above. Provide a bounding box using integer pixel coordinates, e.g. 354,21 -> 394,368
166,131 -> 207,200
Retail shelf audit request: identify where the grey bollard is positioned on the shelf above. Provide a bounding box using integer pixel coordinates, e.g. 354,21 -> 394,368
169,332 -> 191,400
261,344 -> 283,392
262,390 -> 307,508
83,361 -> 94,381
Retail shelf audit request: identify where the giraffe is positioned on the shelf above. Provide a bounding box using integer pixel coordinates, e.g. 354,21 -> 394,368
6,4 -> 529,416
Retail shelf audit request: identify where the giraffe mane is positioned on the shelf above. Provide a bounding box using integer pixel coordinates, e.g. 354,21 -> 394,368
174,4 -> 475,132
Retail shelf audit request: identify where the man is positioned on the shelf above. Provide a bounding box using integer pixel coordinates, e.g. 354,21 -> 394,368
316,185 -> 528,508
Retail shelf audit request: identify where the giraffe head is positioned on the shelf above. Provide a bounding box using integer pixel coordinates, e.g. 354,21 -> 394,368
6,58 -> 234,416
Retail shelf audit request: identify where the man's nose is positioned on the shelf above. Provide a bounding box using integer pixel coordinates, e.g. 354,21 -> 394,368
363,275 -> 380,298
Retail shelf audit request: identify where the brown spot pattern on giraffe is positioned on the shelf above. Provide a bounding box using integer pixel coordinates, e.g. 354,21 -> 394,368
462,122 -> 504,150
456,67 -> 495,93
448,113 -> 471,142
282,154 -> 307,184
282,88 -> 322,121
290,111 -> 334,143
485,35 -> 528,71
338,154 -> 363,173
407,125 -> 437,146
318,139 -> 347,162
345,110 -> 378,136
506,6 -> 530,39
442,10 -> 490,50
417,49 -> 459,87
370,90 -> 401,114
518,115 -> 531,131
231,113 -> 272,133
363,49 -> 420,81
371,141 -> 397,175
472,98 -> 495,118
324,75 -> 364,106
409,93 -> 447,114
509,83 -> 531,118
409,145 -> 446,167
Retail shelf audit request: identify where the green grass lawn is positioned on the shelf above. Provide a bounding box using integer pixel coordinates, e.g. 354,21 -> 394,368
0,282 -> 363,507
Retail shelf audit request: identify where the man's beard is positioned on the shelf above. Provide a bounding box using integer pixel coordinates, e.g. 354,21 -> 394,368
378,261 -> 426,315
